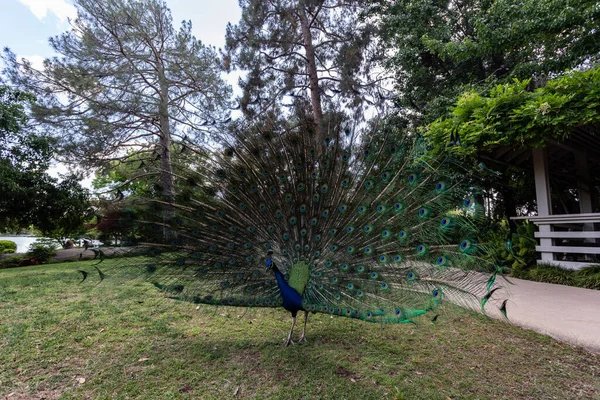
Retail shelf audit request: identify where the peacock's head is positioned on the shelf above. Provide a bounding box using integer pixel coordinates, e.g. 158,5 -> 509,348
265,250 -> 274,271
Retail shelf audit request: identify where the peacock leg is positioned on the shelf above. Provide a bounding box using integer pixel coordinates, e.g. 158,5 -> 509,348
284,315 -> 296,346
298,311 -> 308,343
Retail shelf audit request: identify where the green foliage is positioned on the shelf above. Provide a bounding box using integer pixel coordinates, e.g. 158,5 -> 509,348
27,238 -> 58,264
0,254 -> 26,269
482,220 -> 537,273
426,66 -> 600,155
372,0 -> 600,122
515,264 -> 600,290
0,240 -> 17,254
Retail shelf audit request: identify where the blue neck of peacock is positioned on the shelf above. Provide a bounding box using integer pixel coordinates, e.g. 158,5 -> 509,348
271,264 -> 287,289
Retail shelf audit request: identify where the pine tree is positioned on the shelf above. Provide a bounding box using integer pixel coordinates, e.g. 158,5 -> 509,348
3,0 -> 232,202
225,0 -> 388,147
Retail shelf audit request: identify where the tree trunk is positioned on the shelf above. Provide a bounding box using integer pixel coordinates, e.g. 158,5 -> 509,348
158,69 -> 175,205
298,6 -> 324,148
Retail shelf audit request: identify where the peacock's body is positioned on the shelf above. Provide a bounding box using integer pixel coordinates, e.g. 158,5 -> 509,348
89,120 -> 506,345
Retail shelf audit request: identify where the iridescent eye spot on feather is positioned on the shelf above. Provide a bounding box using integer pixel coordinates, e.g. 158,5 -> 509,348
394,254 -> 403,263
310,218 -> 318,226
395,309 -> 402,317
436,256 -> 447,266
264,243 -> 271,250
259,203 -> 267,211
209,245 -> 217,251
215,262 -> 222,268
340,263 -> 349,271
358,206 -> 367,214
299,204 -> 307,213
365,180 -> 374,189
279,175 -> 286,182
176,258 -> 185,265
322,209 -> 330,217
464,197 -> 474,207
370,272 -> 379,279
212,225 -> 219,231
408,174 -> 416,183
247,227 -> 256,233
251,186 -> 258,193
357,290 -> 364,297
311,172 -> 318,179
313,194 -> 320,202
394,202 -> 405,212
347,283 -> 354,290
314,234 -> 321,242
216,210 -> 224,217
381,230 -> 391,238
460,239 -> 475,253
282,249 -> 289,256
341,153 -> 350,162
380,282 -> 389,289
407,272 -> 416,281
267,225 -> 275,233
335,294 -> 341,300
330,228 -> 337,235
379,255 -> 388,263
269,186 -> 277,194
330,245 -> 338,252
314,251 -> 320,257
285,194 -> 293,202
432,289 -> 441,298
297,183 -> 305,191
228,243 -> 235,249
381,171 -> 390,180
364,225 -> 373,233
364,149 -> 370,157
377,205 -> 386,213
356,265 -> 365,273
347,246 -> 355,253
436,181 -> 447,191
294,243 -> 301,251
321,184 -> 328,193
245,243 -> 252,249
289,216 -> 297,225
247,256 -> 254,262
364,247 -> 373,254
341,179 -> 350,188
300,228 -> 307,237
275,210 -> 283,218
325,260 -> 333,268
418,208 -> 430,218
398,231 -> 407,240
417,244 -> 428,254
331,277 -> 339,284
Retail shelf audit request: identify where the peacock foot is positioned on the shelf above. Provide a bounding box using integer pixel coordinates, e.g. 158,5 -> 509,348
298,335 -> 307,344
283,337 -> 295,346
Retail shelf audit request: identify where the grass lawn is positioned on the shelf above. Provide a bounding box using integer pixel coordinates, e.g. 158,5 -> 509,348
1,261 -> 598,399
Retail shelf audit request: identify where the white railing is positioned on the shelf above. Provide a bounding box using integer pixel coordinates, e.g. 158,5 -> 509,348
512,213 -> 600,270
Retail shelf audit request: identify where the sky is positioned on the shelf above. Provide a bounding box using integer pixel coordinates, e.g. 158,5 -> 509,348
0,0 -> 242,183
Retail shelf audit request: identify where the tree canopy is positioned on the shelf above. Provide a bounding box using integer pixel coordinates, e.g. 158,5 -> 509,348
372,0 -> 600,122
3,0 -> 232,202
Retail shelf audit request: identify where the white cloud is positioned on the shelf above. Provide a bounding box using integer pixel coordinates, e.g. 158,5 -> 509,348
18,0 -> 76,22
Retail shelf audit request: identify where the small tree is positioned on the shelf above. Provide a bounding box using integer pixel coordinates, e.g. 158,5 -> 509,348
3,0 -> 232,203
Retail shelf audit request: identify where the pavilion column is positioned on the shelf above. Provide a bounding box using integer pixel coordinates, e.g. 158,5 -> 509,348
575,150 -> 595,244
533,148 -> 553,262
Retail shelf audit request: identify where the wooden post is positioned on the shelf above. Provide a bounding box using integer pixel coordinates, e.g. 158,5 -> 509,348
532,148 -> 554,262
575,150 -> 595,246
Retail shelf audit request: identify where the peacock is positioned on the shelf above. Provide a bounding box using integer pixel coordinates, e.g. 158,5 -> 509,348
84,118 -> 507,346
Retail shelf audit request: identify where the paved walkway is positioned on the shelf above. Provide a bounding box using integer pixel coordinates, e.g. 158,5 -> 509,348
496,277 -> 600,353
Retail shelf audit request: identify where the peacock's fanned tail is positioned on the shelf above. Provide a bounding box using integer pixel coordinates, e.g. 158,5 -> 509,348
98,120 -> 505,324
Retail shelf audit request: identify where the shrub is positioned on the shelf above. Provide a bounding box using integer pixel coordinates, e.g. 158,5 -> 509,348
0,240 -> 17,254
28,238 -> 58,264
0,254 -> 26,269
